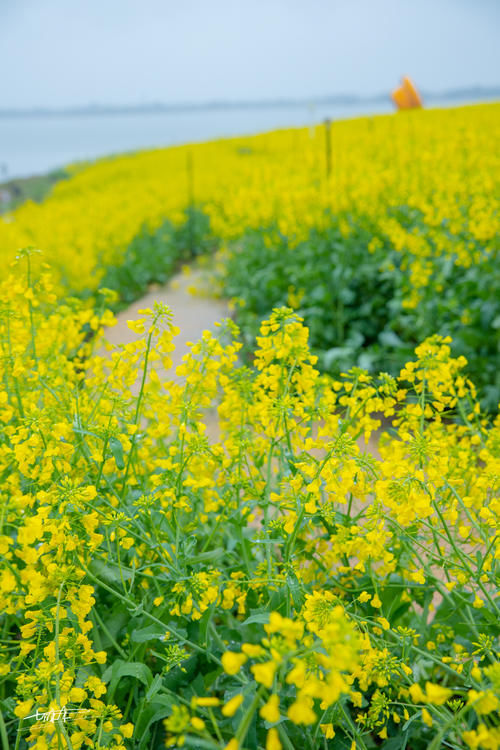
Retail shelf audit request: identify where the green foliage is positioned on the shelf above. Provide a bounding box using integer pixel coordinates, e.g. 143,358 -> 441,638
217,211 -> 500,409
220,218 -> 397,371
0,169 -> 68,213
99,206 -> 218,310
1,260 -> 499,750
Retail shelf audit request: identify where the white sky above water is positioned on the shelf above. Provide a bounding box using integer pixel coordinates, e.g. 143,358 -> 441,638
1,0 -> 499,108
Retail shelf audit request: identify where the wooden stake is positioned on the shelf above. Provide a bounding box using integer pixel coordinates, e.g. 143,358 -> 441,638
324,118 -> 332,178
186,151 -> 194,255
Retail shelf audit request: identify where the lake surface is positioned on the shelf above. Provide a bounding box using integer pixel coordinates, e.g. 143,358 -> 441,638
0,97 -> 488,180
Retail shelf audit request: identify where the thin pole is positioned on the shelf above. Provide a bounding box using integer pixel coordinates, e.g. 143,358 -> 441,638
186,151 -> 194,256
324,118 -> 332,178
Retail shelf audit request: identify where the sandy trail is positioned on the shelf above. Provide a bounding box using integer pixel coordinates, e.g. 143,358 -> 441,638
104,267 -> 382,456
103,268 -> 226,441
104,269 -> 228,371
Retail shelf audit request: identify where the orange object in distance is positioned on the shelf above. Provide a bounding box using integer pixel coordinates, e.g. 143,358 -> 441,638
391,76 -> 423,110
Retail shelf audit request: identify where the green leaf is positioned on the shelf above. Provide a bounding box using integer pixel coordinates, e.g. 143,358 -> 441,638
188,547 -> 225,564
242,611 -> 270,626
131,625 -> 166,643
379,330 -> 404,348
286,571 -> 305,611
88,558 -> 133,582
104,659 -> 153,701
136,701 -> 174,750
183,736 -> 221,749
402,711 -> 419,732
109,436 -> 125,470
145,673 -> 163,702
383,734 -> 409,750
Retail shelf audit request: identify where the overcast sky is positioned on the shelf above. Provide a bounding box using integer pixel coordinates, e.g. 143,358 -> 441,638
1,0 -> 499,108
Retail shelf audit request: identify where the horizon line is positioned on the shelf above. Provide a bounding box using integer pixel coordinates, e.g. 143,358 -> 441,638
1,85 -> 499,118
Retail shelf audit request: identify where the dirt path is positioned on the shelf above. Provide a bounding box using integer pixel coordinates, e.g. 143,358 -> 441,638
104,268 -> 382,456
103,268 -> 227,440
105,268 -> 228,372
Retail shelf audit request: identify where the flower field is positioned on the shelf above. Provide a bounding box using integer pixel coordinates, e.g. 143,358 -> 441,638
1,102 -> 499,407
0,103 -> 499,749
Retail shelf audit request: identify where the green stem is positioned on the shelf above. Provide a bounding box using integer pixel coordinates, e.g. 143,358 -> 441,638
235,685 -> 265,744
83,565 -> 249,680
54,582 -> 65,706
92,608 -> 128,659
0,709 -> 9,750
13,719 -> 22,750
427,700 -> 472,750
120,326 -> 154,496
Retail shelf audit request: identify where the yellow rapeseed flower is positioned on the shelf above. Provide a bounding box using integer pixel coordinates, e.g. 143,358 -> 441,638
222,651 -> 247,675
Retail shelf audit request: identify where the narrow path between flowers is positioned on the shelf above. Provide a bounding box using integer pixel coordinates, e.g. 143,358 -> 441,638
105,267 -> 228,374
104,266 -> 382,455
104,267 -> 227,441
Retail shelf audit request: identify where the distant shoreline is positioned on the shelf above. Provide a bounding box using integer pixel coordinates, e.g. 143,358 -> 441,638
1,86 -> 499,118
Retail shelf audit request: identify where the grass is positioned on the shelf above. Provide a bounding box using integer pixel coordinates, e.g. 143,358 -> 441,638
0,168 -> 68,213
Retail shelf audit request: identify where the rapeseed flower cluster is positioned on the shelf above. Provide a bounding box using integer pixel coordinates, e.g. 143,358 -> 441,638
0,103 -> 497,299
2,103 -> 498,406
1,254 -> 498,748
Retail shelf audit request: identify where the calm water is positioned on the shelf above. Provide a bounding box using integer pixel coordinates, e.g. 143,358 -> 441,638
0,102 -> 396,179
